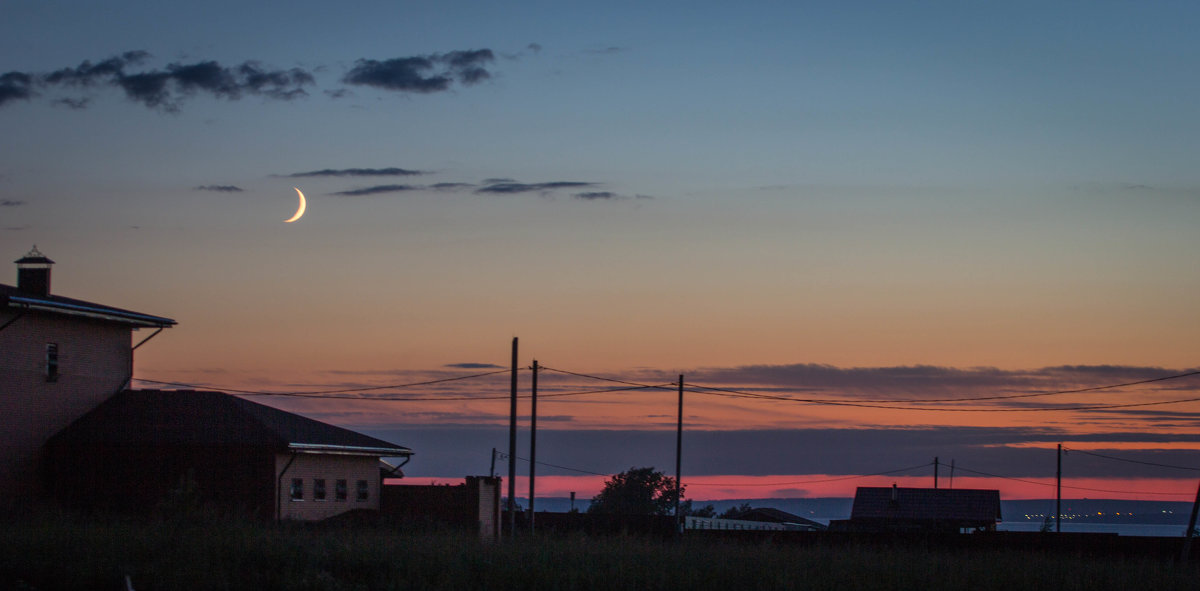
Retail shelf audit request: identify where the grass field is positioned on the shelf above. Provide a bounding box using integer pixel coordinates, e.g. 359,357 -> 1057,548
4,510 -> 1199,590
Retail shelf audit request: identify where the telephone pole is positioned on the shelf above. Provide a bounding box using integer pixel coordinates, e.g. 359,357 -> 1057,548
529,360 -> 539,534
1056,443 -> 1062,533
507,337 -> 518,538
675,374 -> 684,534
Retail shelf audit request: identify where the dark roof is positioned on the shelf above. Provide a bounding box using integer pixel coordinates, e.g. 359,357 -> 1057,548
47,390 -> 412,457
1,283 -> 176,328
851,487 -> 1001,523
730,507 -> 826,529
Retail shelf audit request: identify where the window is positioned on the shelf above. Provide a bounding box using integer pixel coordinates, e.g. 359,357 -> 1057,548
356,479 -> 369,502
335,479 -> 348,501
314,479 -> 327,501
45,343 -> 58,382
290,478 -> 303,501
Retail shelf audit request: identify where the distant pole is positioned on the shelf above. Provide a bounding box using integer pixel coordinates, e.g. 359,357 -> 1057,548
934,457 -> 939,489
529,360 -> 539,534
949,459 -> 955,489
1056,443 -> 1062,533
507,337 -> 518,538
1182,480 -> 1200,562
490,448 -> 497,478
675,374 -> 684,534
570,491 -> 576,512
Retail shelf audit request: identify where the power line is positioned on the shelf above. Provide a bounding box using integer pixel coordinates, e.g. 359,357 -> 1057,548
133,367 -> 514,396
687,462 -> 936,487
1062,447 -> 1200,472
496,452 -> 610,477
952,465 -> 1194,497
683,383 -> 1200,412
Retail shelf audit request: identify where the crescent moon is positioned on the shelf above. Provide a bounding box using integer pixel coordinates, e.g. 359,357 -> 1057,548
284,187 -> 307,223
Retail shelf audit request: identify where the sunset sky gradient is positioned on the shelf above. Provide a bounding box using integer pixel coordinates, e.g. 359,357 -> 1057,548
3,1 -> 1199,502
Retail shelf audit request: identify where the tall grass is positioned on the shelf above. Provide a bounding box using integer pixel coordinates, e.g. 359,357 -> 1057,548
3,510 -> 1197,590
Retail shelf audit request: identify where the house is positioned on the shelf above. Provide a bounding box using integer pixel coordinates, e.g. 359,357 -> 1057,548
42,389 -> 413,521
830,485 -> 1002,533
0,247 -> 175,503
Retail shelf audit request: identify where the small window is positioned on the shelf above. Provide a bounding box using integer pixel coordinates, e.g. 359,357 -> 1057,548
45,343 -> 58,382
335,479 -> 348,501
314,479 -> 326,501
290,478 -> 304,501
356,479 -> 369,502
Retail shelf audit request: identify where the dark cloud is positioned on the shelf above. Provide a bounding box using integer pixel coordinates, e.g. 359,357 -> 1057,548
342,49 -> 495,93
528,43 -> 542,53
331,184 -> 420,196
444,363 -> 504,369
683,363 -> 1197,400
574,191 -> 618,200
357,424 -> 1200,482
476,181 -> 597,194
288,167 -> 425,177
2,51 -> 314,112
429,182 -> 474,191
194,185 -> 243,193
0,71 -> 35,106
0,199 -> 26,207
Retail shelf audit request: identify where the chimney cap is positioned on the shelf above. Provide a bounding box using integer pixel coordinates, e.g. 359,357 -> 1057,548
15,245 -> 54,266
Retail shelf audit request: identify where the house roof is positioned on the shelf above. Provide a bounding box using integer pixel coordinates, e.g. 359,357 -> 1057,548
729,507 -> 826,529
0,283 -> 176,328
47,390 -> 412,457
850,487 -> 1001,523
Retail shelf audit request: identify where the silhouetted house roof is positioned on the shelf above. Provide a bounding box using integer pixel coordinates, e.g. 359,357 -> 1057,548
730,507 -> 826,530
47,390 -> 411,456
1,283 -> 175,328
835,486 -> 1001,533
43,390 -> 412,519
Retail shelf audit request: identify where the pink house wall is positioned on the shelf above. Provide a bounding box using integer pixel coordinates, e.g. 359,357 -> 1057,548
274,453 -> 380,521
0,310 -> 133,502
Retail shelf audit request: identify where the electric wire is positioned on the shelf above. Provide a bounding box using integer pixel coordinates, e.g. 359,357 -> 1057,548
686,462 -> 936,487
1062,447 -> 1200,472
133,367 -> 513,396
495,452 -> 610,476
952,465 -> 1194,497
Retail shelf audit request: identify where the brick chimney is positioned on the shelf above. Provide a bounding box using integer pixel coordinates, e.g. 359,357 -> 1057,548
15,245 -> 54,296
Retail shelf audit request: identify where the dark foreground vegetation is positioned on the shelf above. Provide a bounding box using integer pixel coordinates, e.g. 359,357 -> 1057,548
4,510 -> 1200,591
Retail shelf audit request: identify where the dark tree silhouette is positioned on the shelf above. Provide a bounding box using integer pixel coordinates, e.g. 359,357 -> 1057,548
587,467 -> 683,516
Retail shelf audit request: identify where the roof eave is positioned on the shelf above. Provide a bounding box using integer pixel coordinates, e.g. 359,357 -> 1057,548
288,442 -> 413,457
6,294 -> 176,327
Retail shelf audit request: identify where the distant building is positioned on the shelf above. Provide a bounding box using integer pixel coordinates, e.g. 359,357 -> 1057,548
830,485 -> 1002,533
0,247 -> 175,503
727,506 -> 826,531
43,389 -> 413,521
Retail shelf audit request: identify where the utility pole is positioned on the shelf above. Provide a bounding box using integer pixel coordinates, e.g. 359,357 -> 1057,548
1182,480 -> 1200,561
675,374 -> 684,535
529,360 -> 538,534
934,457 -> 939,489
949,459 -> 955,489
507,337 -> 518,538
1056,443 -> 1062,533
490,448 -> 497,478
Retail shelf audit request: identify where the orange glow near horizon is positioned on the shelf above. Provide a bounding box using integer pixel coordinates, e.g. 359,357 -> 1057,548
393,474 -> 1198,503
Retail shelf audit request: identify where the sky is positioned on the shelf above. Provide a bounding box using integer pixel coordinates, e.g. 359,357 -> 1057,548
3,1 -> 1200,503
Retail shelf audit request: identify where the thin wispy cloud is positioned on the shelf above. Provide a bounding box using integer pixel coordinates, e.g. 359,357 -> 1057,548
331,184 -> 420,196
194,185 -> 243,193
0,199 -> 26,207
444,362 -> 505,369
573,191 -> 651,201
287,167 -> 426,178
476,181 -> 597,194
